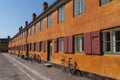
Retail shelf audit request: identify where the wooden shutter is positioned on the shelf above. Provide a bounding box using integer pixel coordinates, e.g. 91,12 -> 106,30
84,32 -> 92,55
64,37 -> 68,53
29,43 -> 30,51
36,42 -> 39,52
68,36 -> 73,53
39,42 -> 41,52
32,43 -> 34,51
54,39 -> 58,53
91,31 -> 101,55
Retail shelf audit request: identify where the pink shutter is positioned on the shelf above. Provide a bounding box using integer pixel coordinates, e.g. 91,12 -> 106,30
64,37 -> 68,53
68,36 -> 73,53
28,44 -> 30,51
91,31 -> 101,55
39,42 -> 41,52
24,44 -> 26,50
32,43 -> 34,51
54,39 -> 58,53
36,42 -> 39,52
34,43 -> 36,51
84,32 -> 92,55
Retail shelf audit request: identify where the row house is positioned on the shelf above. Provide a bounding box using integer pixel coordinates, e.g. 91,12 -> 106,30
9,0 -> 120,79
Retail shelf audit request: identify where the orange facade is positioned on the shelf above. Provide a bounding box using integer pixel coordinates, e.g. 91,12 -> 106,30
9,0 -> 120,79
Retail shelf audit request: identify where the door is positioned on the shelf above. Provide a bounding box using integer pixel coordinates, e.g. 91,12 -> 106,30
47,40 -> 52,61
26,44 -> 29,57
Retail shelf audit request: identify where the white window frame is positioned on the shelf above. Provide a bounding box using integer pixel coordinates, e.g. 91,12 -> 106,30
58,5 -> 65,23
48,14 -> 52,27
40,19 -> 44,31
74,34 -> 84,53
34,24 -> 38,33
102,28 -> 120,54
74,0 -> 85,16
58,38 -> 64,52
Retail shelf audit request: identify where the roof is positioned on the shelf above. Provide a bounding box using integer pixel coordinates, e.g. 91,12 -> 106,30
11,0 -> 71,41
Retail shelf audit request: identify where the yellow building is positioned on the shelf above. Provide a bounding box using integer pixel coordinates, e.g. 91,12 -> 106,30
9,0 -> 120,79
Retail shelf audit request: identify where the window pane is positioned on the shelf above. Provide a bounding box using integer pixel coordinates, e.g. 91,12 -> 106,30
103,32 -> 111,52
58,38 -> 64,52
48,14 -> 52,27
80,0 -> 84,13
115,31 -> 120,41
116,42 -> 120,52
74,35 -> 84,52
103,32 -> 110,41
58,7 -> 61,23
40,20 -> 44,31
58,5 -> 64,23
62,5 -> 65,21
106,42 -> 111,52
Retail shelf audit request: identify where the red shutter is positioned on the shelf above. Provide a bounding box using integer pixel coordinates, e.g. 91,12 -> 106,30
64,37 -> 68,53
39,42 -> 41,52
68,36 -> 73,53
32,43 -> 34,51
34,43 -> 36,51
84,32 -> 92,55
28,44 -> 30,51
91,31 -> 101,55
24,44 -> 26,50
54,39 -> 58,53
36,42 -> 39,52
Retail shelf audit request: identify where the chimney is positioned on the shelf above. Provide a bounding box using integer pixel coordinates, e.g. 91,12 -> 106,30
8,36 -> 10,42
43,2 -> 48,11
32,13 -> 36,21
8,36 -> 10,39
19,26 -> 23,32
20,26 -> 23,30
25,21 -> 28,27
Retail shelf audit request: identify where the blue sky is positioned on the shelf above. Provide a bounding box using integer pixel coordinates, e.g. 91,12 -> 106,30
0,0 -> 55,38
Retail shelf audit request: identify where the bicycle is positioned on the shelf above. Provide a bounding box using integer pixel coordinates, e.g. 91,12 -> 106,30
60,56 -> 67,72
60,56 -> 82,76
36,55 -> 41,63
66,58 -> 82,76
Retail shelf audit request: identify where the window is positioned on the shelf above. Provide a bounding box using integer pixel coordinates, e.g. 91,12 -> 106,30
102,29 -> 120,53
34,24 -> 38,33
103,32 -> 111,53
58,38 -> 64,52
48,14 -> 52,27
58,5 -> 64,23
100,0 -> 112,5
40,41 -> 44,51
29,28 -> 32,35
40,19 -> 44,31
74,0 -> 84,16
74,35 -> 84,52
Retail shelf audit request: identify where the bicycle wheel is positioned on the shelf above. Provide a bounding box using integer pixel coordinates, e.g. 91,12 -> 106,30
75,70 -> 82,76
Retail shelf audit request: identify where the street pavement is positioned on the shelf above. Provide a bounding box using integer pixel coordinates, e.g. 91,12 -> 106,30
0,53 -> 90,80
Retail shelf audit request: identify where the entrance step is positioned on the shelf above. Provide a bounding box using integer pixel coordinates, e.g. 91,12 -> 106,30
43,63 -> 52,67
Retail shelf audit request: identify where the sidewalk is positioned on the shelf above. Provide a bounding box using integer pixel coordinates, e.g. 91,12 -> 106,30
8,53 -> 90,80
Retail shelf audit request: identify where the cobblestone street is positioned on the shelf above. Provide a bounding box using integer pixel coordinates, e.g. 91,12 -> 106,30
0,53 -> 90,80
